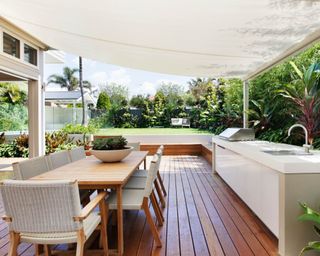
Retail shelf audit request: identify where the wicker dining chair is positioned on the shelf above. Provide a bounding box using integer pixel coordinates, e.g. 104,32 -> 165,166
106,154 -> 162,248
0,180 -> 108,256
47,150 -> 71,170
68,147 -> 86,162
127,142 -> 141,151
12,155 -> 50,180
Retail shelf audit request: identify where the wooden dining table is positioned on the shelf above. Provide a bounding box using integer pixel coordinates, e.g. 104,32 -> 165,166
31,151 -> 149,256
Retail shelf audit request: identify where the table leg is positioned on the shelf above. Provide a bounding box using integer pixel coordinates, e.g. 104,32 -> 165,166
144,159 -> 147,170
116,185 -> 123,255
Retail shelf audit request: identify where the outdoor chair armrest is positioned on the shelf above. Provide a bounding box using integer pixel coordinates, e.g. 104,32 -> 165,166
73,191 -> 107,221
2,215 -> 12,222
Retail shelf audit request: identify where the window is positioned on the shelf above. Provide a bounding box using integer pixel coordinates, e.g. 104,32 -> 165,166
3,32 -> 20,58
24,44 -> 37,65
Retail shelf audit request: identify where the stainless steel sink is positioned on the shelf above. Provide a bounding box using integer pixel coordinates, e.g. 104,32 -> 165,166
261,150 -> 313,156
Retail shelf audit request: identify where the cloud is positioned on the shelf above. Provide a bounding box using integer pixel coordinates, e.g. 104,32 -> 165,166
109,69 -> 132,86
90,71 -> 108,86
139,82 -> 157,96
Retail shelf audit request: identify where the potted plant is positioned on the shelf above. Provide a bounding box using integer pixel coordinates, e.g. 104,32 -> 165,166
90,136 -> 133,162
61,123 -> 96,144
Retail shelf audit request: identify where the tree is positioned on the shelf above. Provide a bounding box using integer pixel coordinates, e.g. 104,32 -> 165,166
103,83 -> 129,105
187,77 -> 216,102
47,66 -> 91,91
130,95 -> 152,127
96,91 -> 111,110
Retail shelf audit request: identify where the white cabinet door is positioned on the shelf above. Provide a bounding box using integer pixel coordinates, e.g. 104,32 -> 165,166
215,144 -> 279,237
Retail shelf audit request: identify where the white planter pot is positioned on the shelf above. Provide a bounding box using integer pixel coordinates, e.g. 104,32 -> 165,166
90,147 -> 133,162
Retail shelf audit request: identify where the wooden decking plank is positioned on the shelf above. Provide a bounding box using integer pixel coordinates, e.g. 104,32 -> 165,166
207,171 -> 278,256
183,156 -> 225,256
175,156 -> 195,256
186,156 -> 250,256
165,157 -> 180,256
196,158 -> 271,256
179,157 -> 210,256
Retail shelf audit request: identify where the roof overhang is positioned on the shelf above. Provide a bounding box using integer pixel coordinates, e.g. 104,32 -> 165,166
1,0 -> 320,79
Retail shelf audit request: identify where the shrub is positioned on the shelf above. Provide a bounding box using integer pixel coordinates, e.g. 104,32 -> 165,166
92,136 -> 128,150
61,123 -> 97,134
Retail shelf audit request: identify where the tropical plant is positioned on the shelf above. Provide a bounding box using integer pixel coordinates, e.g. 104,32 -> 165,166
249,99 -> 278,134
0,104 -> 28,131
278,61 -> 320,144
0,82 -> 27,105
45,131 -> 73,154
0,134 -> 29,158
298,202 -> 320,255
92,137 -> 128,150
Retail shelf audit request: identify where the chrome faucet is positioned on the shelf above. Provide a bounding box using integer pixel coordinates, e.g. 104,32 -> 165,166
288,124 -> 311,153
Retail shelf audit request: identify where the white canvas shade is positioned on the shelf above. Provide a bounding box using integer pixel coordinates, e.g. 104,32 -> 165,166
1,0 -> 320,79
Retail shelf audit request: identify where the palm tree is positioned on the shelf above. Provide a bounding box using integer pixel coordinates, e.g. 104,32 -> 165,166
47,67 -> 78,91
79,57 -> 86,125
47,67 -> 91,91
0,83 -> 27,105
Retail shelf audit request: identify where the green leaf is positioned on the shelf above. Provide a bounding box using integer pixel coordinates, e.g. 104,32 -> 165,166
290,61 -> 304,80
298,202 -> 320,226
300,241 -> 320,256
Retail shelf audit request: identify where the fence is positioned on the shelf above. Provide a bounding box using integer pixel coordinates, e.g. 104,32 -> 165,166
45,106 -> 91,130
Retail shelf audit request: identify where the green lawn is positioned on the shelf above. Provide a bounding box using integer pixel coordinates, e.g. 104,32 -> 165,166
96,128 -> 212,135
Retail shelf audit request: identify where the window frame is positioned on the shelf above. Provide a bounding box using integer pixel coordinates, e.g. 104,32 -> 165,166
0,27 -> 40,69
3,31 -> 20,59
24,43 -> 38,66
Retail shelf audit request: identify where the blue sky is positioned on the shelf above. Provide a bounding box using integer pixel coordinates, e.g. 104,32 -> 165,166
44,53 -> 192,96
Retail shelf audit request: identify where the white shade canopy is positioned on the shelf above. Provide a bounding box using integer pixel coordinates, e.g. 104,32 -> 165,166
1,0 -> 320,79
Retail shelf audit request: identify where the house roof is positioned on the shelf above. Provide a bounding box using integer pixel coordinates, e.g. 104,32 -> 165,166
1,0 -> 320,79
45,91 -> 95,104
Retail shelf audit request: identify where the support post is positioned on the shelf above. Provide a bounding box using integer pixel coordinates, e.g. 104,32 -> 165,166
243,80 -> 249,128
28,51 -> 45,157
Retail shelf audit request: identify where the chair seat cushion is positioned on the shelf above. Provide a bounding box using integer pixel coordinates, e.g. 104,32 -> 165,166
132,169 -> 147,177
124,177 -> 146,190
20,213 -> 100,244
106,189 -> 144,210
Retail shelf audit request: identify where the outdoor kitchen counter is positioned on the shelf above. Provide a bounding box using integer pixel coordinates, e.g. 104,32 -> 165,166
212,136 -> 320,174
212,136 -> 320,256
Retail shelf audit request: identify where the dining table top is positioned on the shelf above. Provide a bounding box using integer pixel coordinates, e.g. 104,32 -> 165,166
31,151 -> 148,187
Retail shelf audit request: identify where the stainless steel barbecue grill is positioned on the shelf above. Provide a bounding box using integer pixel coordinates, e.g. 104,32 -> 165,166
218,128 -> 255,141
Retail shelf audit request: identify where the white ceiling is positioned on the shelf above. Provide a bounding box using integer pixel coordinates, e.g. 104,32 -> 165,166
1,0 -> 320,78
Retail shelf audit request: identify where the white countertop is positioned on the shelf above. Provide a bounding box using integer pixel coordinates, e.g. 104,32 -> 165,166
212,137 -> 320,174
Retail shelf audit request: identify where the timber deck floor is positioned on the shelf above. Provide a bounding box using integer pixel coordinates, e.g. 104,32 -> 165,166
0,155 -> 278,256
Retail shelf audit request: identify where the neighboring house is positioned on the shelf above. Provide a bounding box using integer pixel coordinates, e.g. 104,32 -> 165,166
45,90 -> 96,107
44,91 -> 96,130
